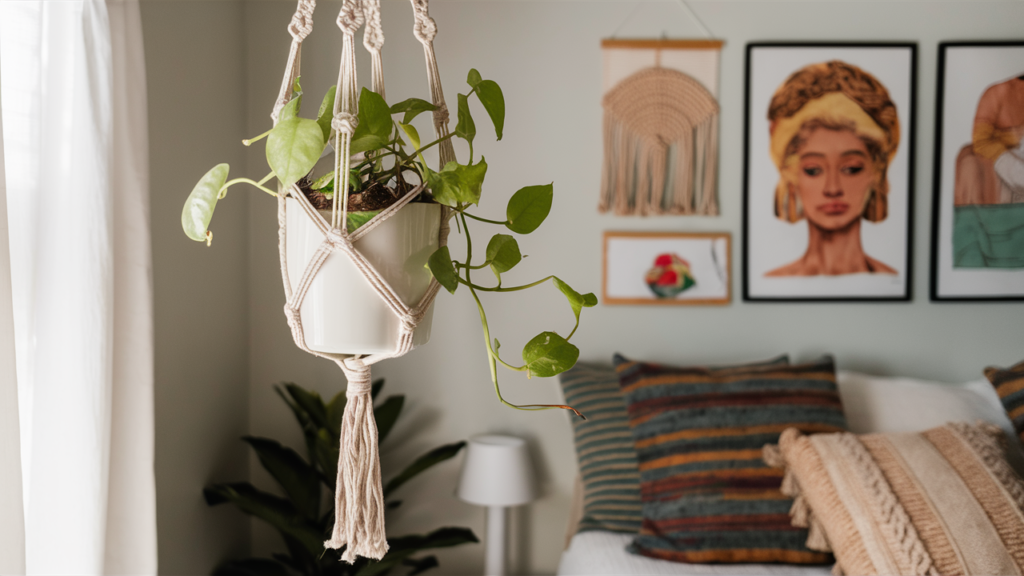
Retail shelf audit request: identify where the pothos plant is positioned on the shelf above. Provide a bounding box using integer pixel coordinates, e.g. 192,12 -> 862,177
182,70 -> 595,417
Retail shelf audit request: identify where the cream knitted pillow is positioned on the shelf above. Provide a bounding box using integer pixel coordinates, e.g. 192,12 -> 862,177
765,422 -> 1024,576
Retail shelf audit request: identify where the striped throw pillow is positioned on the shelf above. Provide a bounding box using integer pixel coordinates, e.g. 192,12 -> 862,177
615,354 -> 846,564
767,422 -> 1024,575
560,362 -> 643,534
986,359 -> 1024,446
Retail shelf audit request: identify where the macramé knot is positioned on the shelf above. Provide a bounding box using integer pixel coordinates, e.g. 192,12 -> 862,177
412,13 -> 437,43
283,303 -> 301,325
332,112 -> 358,135
342,357 -> 372,395
287,0 -> 315,41
336,1 -> 365,35
398,311 -> 423,333
432,103 -> 449,128
326,229 -> 354,253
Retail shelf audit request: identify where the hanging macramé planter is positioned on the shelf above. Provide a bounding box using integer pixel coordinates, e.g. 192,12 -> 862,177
181,0 -> 598,563
599,39 -> 723,216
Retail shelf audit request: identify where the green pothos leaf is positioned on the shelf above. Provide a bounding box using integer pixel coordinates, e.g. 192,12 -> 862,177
427,246 -> 459,294
182,163 -> 230,244
522,331 -> 579,378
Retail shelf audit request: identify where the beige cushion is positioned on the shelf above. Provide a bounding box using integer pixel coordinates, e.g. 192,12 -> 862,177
765,423 -> 1024,576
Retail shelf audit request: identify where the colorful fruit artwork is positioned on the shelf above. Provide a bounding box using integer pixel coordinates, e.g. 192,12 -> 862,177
645,253 -> 696,299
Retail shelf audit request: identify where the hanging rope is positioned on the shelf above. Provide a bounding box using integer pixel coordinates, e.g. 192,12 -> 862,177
272,0 -> 452,563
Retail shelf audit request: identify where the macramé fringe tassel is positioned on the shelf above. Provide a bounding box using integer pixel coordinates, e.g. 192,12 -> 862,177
599,67 -> 719,216
324,362 -> 389,562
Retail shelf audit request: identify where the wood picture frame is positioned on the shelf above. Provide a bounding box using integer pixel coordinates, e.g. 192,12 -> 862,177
931,41 -> 1024,301
742,43 -> 917,302
602,231 -> 730,306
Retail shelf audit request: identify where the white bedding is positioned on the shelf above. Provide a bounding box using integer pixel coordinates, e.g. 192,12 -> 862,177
557,531 -> 834,576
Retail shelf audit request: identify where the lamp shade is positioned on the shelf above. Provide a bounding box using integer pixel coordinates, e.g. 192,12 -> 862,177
455,434 -> 539,507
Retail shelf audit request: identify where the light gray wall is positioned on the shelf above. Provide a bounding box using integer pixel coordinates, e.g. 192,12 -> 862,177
146,0 -> 1024,574
143,1 -> 252,573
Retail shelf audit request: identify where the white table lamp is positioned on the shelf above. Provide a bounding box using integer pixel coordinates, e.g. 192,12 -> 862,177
456,434 -> 538,576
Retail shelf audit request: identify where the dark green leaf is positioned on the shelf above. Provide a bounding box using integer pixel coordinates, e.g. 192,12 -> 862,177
202,482 -> 323,557
474,79 -> 505,140
427,246 -> 459,294
267,117 -> 324,188
390,97 -> 437,125
355,528 -> 478,576
314,427 -> 339,489
274,385 -> 319,464
317,85 -> 337,141
181,163 -> 229,243
403,555 -> 439,576
485,234 -> 521,277
212,558 -> 289,576
522,331 -> 579,378
455,93 -> 475,145
383,442 -> 466,499
326,390 -> 347,436
374,395 -> 405,444
505,183 -> 552,234
270,553 -> 304,573
466,69 -> 483,88
283,384 -> 329,430
552,277 -> 597,335
243,437 -> 320,520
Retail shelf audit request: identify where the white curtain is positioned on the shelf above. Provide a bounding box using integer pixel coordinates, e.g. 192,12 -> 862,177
0,0 -> 156,574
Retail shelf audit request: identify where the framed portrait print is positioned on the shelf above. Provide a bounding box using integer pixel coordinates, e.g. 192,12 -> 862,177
743,43 -> 916,301
603,232 -> 730,305
931,42 -> 1024,301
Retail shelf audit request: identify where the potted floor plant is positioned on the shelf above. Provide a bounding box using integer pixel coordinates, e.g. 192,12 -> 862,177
206,379 -> 476,576
181,70 -> 594,415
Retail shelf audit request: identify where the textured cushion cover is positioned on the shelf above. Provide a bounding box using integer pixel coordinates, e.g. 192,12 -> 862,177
767,422 -> 1024,576
615,354 -> 846,564
986,359 -> 1024,447
559,362 -> 643,534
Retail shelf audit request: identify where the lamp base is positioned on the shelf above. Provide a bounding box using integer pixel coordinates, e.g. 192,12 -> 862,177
485,505 -> 507,576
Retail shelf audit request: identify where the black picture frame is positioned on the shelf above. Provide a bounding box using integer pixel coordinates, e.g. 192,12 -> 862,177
931,41 -> 1024,302
742,42 -> 917,302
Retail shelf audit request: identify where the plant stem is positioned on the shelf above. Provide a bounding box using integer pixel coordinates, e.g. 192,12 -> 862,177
242,128 -> 272,146
456,275 -> 553,293
461,212 -> 507,226
459,214 -> 582,417
455,261 -> 491,271
218,177 -> 278,198
399,132 -> 457,170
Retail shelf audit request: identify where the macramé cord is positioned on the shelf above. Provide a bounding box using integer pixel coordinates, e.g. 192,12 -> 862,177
271,0 -> 454,562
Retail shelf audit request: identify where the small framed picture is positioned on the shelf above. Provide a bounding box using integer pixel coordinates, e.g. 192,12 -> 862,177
931,41 -> 1024,301
603,231 -> 730,305
743,43 -> 916,301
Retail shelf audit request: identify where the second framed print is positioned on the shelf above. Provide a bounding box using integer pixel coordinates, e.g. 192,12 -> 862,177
743,43 -> 916,301
932,42 -> 1024,301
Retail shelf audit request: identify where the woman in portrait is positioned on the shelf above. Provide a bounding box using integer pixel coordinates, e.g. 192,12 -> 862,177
766,60 -> 900,276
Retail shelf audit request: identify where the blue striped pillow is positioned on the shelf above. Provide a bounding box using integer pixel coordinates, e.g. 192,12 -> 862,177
560,362 -> 643,534
615,354 -> 846,564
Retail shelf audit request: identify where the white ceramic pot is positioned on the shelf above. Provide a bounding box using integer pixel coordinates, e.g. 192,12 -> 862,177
285,199 -> 442,355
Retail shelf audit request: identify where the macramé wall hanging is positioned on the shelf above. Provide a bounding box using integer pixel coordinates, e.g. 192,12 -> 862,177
599,39 -> 723,216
